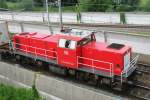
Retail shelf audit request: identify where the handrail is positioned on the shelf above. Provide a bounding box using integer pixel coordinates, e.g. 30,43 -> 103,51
13,42 -> 114,77
77,56 -> 114,77
14,42 -> 55,51
121,55 -> 139,83
125,55 -> 139,76
13,42 -> 57,60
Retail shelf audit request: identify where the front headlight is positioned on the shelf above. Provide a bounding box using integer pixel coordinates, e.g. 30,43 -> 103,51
116,64 -> 120,69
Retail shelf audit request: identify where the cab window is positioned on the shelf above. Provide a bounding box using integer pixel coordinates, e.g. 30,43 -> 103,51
77,35 -> 92,46
59,39 -> 76,49
59,39 -> 66,48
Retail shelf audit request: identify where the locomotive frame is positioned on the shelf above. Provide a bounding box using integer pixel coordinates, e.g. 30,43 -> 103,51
0,30 -> 139,91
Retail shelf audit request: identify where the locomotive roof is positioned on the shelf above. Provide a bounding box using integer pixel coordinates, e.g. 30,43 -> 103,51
31,33 -> 51,39
17,30 -> 93,42
56,34 -> 83,41
83,41 -> 131,54
43,34 -> 83,43
60,29 -> 95,39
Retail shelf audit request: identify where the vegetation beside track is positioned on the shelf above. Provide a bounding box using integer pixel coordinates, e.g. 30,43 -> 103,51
0,83 -> 44,100
0,0 -> 150,12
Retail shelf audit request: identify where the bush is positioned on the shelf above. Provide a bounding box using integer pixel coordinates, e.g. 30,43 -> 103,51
21,0 -> 34,11
139,0 -> 150,11
7,2 -> 22,10
0,0 -> 8,9
79,0 -> 113,12
116,5 -> 130,12
0,84 -> 44,100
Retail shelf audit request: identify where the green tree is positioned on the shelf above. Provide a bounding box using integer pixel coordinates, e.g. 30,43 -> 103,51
139,0 -> 150,11
75,4 -> 82,23
21,0 -> 34,11
62,0 -> 78,6
120,12 -> 126,24
79,0 -> 114,12
115,0 -> 140,11
0,0 -> 8,9
34,0 -> 44,6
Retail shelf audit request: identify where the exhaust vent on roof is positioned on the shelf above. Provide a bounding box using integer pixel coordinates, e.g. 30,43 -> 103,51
19,32 -> 29,35
107,43 -> 124,50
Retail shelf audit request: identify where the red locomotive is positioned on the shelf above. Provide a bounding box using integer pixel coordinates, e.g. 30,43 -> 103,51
12,29 -> 139,90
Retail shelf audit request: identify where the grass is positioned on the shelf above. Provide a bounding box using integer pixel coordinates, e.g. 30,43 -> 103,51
33,6 -> 76,12
0,83 -> 44,100
7,2 -> 76,12
6,2 -> 22,10
136,32 -> 150,36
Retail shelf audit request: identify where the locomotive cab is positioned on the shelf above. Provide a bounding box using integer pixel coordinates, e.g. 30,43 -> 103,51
57,32 -> 96,69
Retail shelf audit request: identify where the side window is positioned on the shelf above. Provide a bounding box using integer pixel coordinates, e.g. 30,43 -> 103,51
69,41 -> 76,49
77,35 -> 92,46
59,39 -> 76,49
124,52 -> 130,70
59,39 -> 66,48
65,40 -> 71,48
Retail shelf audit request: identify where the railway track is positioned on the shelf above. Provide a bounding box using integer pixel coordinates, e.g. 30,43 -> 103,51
6,20 -> 150,34
137,63 -> 150,79
128,63 -> 150,100
1,55 -> 150,100
66,23 -> 150,29
136,63 -> 150,75
129,82 -> 150,100
8,20 -> 150,29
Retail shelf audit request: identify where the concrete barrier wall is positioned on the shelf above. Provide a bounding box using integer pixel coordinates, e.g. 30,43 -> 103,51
0,62 -> 124,100
1,12 -> 150,25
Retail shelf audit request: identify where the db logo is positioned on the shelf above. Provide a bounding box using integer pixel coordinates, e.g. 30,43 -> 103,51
64,51 -> 69,55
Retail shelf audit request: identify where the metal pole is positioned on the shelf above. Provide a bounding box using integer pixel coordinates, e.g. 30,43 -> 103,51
20,22 -> 24,32
58,0 -> 63,30
103,31 -> 107,43
46,0 -> 53,34
12,12 -> 14,21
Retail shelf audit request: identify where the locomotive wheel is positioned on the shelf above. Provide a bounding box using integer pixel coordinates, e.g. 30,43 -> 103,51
15,55 -> 21,63
20,57 -> 32,65
68,69 -> 76,76
20,57 -> 26,65
112,82 -> 123,91
83,72 -> 90,82
100,77 -> 113,88
0,52 -> 11,60
75,71 -> 84,81
0,53 -> 2,60
48,65 -> 67,76
36,60 -> 43,67
96,76 -> 102,87
15,55 -> 30,65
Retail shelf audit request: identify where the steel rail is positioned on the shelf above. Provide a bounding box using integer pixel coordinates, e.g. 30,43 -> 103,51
138,63 -> 150,67
129,81 -> 150,100
136,63 -> 150,74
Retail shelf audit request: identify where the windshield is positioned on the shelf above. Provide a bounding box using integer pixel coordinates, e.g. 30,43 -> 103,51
77,35 -> 92,46
59,39 -> 76,49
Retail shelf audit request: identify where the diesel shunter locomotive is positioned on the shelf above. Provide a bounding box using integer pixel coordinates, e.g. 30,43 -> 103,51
5,29 -> 139,90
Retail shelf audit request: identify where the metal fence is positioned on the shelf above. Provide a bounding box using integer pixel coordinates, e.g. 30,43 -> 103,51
1,12 -> 150,25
